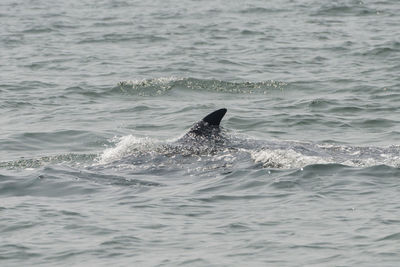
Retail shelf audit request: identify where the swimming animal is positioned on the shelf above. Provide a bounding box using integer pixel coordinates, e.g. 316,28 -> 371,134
178,108 -> 227,145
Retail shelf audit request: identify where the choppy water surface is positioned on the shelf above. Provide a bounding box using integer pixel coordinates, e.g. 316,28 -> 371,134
1,0 -> 400,266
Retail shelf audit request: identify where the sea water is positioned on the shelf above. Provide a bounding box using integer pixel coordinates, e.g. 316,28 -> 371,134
1,0 -> 400,266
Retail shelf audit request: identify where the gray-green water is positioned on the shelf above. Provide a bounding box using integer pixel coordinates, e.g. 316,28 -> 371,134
1,0 -> 400,266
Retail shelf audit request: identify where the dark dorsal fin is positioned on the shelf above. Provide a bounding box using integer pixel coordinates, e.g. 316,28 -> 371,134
202,108 -> 227,126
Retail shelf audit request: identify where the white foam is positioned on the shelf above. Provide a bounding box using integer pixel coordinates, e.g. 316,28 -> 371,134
97,135 -> 154,165
251,148 -> 332,169
251,146 -> 400,169
342,156 -> 400,168
316,144 -> 400,168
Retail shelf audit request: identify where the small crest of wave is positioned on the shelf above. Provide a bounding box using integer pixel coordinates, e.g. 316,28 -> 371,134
113,77 -> 287,96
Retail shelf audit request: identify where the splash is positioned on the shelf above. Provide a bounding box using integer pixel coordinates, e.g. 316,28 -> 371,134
96,135 -> 156,165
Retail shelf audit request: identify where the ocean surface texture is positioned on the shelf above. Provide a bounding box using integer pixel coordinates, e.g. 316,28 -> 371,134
1,0 -> 400,266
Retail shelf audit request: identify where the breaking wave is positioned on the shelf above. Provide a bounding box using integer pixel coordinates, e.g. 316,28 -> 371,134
113,77 -> 287,96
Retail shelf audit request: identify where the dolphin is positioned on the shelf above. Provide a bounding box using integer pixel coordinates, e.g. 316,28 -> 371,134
178,108 -> 227,145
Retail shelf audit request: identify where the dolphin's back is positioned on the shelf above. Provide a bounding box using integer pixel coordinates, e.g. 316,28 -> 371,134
178,108 -> 228,144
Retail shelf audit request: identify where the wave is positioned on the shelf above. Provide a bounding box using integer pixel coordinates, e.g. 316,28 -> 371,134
312,2 -> 380,17
113,77 -> 287,96
78,33 -> 168,44
0,153 -> 97,170
239,7 -> 286,14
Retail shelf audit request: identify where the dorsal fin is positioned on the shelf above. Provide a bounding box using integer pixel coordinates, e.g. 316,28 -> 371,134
202,108 -> 227,126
